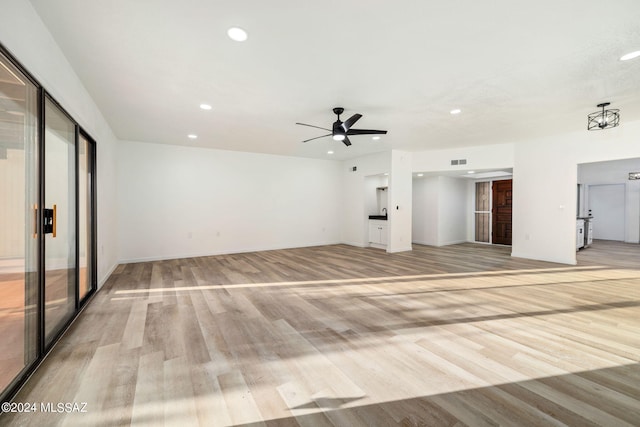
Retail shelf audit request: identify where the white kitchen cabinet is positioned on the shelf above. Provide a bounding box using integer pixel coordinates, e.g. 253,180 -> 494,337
369,220 -> 388,248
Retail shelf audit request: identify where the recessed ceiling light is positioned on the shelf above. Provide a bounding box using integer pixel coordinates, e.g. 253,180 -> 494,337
384,173 -> 389,176
417,173 -> 424,177
188,134 -> 198,139
372,136 -> 381,140
327,150 -> 334,155
620,50 -> 640,61
450,109 -> 461,115
227,27 -> 248,42
467,170 -> 475,174
200,103 -> 212,110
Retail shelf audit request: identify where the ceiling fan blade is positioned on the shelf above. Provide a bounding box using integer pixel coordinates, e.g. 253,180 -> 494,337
346,129 -> 388,135
296,122 -> 332,132
342,136 -> 352,147
302,133 -> 331,143
341,113 -> 362,131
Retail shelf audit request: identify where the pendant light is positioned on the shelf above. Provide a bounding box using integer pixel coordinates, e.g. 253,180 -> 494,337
587,102 -> 620,131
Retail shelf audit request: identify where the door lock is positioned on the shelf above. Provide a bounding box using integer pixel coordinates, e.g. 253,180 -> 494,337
43,204 -> 57,237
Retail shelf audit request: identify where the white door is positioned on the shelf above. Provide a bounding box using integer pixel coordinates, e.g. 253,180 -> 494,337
588,184 -> 625,241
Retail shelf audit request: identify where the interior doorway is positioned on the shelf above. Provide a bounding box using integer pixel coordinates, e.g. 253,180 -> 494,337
578,158 -> 640,245
474,178 -> 513,245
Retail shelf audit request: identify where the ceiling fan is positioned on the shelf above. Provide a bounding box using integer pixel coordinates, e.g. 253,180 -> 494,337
296,107 -> 387,147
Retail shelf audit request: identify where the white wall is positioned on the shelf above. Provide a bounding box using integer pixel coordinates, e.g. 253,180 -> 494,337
438,176 -> 468,246
412,176 -> 467,246
118,141 -> 343,262
388,150 -> 413,252
413,143 -> 515,173
0,0 -> 119,286
412,176 -> 439,245
512,120 -> 640,264
588,184 -> 625,241
364,175 -> 388,217
627,181 -> 640,243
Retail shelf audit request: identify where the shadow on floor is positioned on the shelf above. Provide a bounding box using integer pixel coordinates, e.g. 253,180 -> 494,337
234,363 -> 640,427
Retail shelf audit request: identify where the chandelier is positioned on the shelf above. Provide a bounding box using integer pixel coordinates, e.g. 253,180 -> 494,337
587,102 -> 620,131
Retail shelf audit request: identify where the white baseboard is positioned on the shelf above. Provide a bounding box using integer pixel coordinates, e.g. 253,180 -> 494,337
412,239 -> 469,247
439,239 -> 468,246
411,240 -> 437,246
98,262 -> 118,289
340,241 -> 369,248
510,251 -> 576,265
386,246 -> 413,253
369,243 -> 387,250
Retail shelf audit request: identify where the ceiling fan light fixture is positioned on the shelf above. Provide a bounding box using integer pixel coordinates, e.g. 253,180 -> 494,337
333,134 -> 346,141
620,50 -> 640,61
227,27 -> 248,42
587,102 -> 620,131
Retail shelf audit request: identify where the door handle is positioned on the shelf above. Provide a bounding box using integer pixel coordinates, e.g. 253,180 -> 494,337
52,204 -> 57,238
43,204 -> 57,237
33,204 -> 38,238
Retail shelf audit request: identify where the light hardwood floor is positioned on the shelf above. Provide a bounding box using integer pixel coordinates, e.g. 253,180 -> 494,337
2,241 -> 639,426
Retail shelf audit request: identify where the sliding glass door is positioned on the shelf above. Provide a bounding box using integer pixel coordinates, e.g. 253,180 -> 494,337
0,51 -> 39,394
43,98 -> 76,345
0,47 -> 97,403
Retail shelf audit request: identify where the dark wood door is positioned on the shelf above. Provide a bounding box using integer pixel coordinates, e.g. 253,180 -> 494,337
492,179 -> 512,245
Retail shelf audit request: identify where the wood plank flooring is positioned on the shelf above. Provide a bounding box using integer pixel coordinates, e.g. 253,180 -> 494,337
2,241 -> 639,426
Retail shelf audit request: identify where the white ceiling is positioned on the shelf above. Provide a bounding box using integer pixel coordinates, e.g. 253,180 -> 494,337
29,0 -> 640,160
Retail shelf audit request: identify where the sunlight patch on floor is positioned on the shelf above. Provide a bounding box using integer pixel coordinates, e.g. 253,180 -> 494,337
111,265 -> 619,295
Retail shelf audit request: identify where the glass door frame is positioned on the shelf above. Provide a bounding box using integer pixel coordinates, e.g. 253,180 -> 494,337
77,129 -> 97,307
474,180 -> 492,244
0,43 -> 98,404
